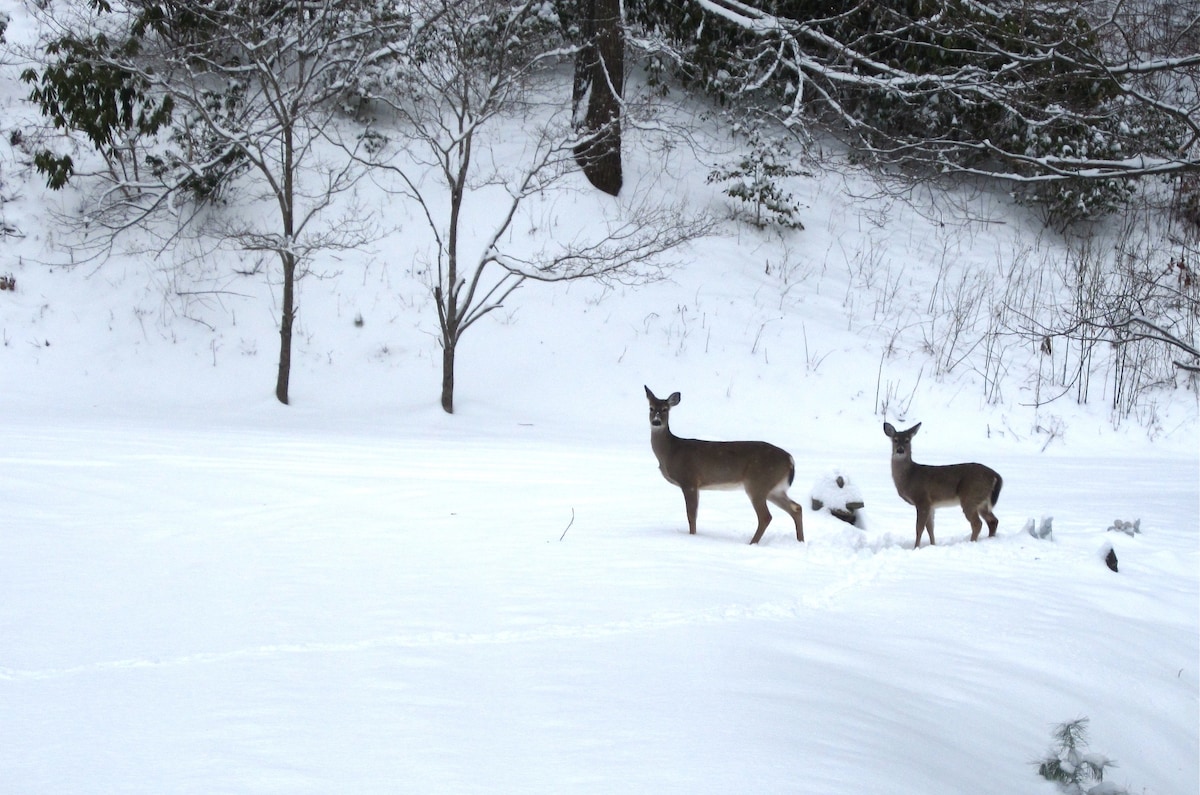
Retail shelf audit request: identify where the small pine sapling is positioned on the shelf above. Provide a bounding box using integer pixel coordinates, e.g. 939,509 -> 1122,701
1036,718 -> 1131,794
707,126 -> 806,230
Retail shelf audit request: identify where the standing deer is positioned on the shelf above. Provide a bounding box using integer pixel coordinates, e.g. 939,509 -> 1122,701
645,386 -> 804,544
883,422 -> 1003,548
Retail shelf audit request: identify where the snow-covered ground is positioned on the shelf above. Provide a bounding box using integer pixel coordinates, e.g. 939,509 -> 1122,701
1,3 -> 1197,792
2,416 -> 1196,793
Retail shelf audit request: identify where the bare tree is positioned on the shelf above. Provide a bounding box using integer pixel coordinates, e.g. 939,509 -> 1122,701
23,1 -> 397,404
1004,224 -> 1199,427
366,0 -> 711,413
1053,245 -> 1200,377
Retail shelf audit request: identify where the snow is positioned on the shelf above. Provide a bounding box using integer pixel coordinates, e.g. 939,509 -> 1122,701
1,3 -> 1197,793
3,421 -> 1195,793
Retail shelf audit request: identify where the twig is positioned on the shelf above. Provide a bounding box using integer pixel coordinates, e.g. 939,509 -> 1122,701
559,508 -> 575,541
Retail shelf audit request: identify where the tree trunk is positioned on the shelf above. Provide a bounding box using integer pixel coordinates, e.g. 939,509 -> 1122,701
275,252 -> 295,405
440,338 -> 456,414
275,120 -> 298,406
573,0 -> 623,196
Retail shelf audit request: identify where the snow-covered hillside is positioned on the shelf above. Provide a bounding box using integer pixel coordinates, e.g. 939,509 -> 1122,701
1,2 -> 1196,793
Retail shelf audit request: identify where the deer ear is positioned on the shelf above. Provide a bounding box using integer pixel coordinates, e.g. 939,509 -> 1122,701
644,385 -> 654,399
668,392 -> 681,406
911,422 -> 922,435
883,422 -> 896,437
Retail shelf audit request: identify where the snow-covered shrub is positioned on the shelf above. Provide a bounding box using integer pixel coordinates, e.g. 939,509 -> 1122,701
810,469 -> 865,526
1106,519 -> 1141,537
1011,120 -> 1135,228
1023,516 -> 1053,541
629,0 -> 1167,226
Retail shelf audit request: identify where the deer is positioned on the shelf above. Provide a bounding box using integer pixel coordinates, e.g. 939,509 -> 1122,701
645,386 -> 804,544
883,421 -> 1003,548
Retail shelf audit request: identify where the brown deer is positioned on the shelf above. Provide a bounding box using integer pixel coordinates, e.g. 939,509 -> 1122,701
883,422 -> 1003,548
645,386 -> 804,544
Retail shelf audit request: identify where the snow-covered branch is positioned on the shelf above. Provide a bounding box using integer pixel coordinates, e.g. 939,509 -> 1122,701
667,0 -> 1200,191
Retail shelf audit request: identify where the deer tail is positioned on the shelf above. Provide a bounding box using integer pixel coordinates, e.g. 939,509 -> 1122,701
990,473 -> 1003,507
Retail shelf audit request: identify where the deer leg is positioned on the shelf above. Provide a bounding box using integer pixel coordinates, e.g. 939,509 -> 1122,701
983,507 -> 999,537
768,493 -> 805,542
682,487 -> 699,535
915,506 -> 934,548
748,493 -> 773,545
966,510 -> 983,541
963,500 -> 985,541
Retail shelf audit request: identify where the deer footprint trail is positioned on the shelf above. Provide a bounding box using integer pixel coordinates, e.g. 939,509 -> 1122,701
0,554 -> 894,683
